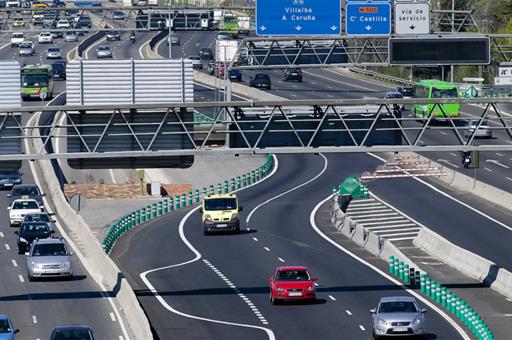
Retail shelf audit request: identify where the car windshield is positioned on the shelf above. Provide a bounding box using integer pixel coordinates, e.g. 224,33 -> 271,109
469,120 -> 490,127
386,93 -> 403,98
204,198 -> 237,211
0,319 -> 12,333
12,33 -> 23,38
108,31 -> 119,35
190,56 -> 200,60
13,201 -> 39,209
400,87 -> 415,96
20,42 -> 32,48
276,270 -> 310,281
48,48 -> 60,52
52,329 -> 92,340
25,214 -> 50,223
21,223 -> 50,236
0,170 -> 18,176
379,301 -> 419,313
32,243 -> 67,256
255,74 -> 269,79
13,186 -> 39,196
287,68 -> 301,73
431,87 -> 458,98
99,47 -> 110,51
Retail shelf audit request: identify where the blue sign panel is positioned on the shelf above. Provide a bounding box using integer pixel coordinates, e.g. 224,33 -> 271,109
346,2 -> 391,36
256,0 -> 341,36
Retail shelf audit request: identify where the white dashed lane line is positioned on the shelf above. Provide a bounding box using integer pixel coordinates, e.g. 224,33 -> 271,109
328,295 -> 336,301
0,232 -> 3,238
32,315 -> 37,324
346,310 -> 352,316
11,259 -> 17,267
4,243 -> 10,250
484,167 -> 493,172
359,325 -> 366,331
506,177 -> 512,182
110,312 -> 116,322
202,259 -> 269,325
18,275 -> 24,283
263,247 -> 271,252
252,237 -> 258,242
277,257 -> 285,263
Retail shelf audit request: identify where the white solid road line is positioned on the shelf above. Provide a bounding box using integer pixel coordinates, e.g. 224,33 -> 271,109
346,205 -> 385,211
25,114 -> 131,340
368,153 -> 512,233
347,209 -> 392,215
366,223 -> 417,230
373,227 -> 421,234
378,231 -> 421,238
139,156 -> 279,340
360,219 -> 410,226
387,236 -> 418,242
348,216 -> 403,223
246,154 -> 328,224
350,212 -> 399,219
346,310 -> 352,315
310,195 -> 470,340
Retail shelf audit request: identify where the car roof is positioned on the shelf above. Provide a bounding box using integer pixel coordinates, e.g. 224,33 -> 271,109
12,198 -> 38,204
204,193 -> 237,200
34,237 -> 64,245
0,314 -> 10,320
13,184 -> 37,189
277,266 -> 308,271
379,296 -> 416,303
53,324 -> 92,331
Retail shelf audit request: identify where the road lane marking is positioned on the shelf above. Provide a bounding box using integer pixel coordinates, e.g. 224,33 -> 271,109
0,232 -> 3,238
506,177 -> 512,182
278,257 -> 285,263
328,295 -> 336,301
264,247 -> 271,252
346,310 -> 352,315
18,275 -> 24,283
440,131 -> 447,135
360,219 -> 410,226
365,223 -> 416,230
252,237 -> 258,242
32,315 -> 37,324
347,209 -> 392,215
484,167 -> 493,172
359,325 -> 366,331
449,152 -> 457,157
139,156 -> 279,339
5,243 -> 10,250
11,259 -> 18,267
379,231 -> 421,238
246,154 -> 327,224
110,312 -> 116,322
369,153 -> 512,233
310,195 -> 471,340
496,153 -> 504,157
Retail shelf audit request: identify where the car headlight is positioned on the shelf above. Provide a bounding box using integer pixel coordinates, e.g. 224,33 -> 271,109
19,237 -> 27,243
276,287 -> 285,292
413,316 -> 423,325
204,214 -> 212,222
376,318 -> 388,326
231,213 -> 238,220
15,179 -> 21,183
306,285 -> 315,291
31,262 -> 42,269
62,261 -> 71,269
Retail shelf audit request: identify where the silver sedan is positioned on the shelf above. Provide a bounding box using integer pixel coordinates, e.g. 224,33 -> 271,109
371,296 -> 426,338
46,47 -> 62,59
95,45 -> 113,58
19,41 -> 35,56
64,32 -> 78,42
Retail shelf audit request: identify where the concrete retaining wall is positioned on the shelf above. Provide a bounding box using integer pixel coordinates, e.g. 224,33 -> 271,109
414,228 -> 512,300
78,31 -> 105,57
27,114 -> 152,340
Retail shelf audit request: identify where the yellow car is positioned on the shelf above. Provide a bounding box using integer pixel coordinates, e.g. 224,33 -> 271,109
201,193 -> 242,235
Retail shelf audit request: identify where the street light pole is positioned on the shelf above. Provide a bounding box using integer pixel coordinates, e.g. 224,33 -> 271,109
450,0 -> 455,83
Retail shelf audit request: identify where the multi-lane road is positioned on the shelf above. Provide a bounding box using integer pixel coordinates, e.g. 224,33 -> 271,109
1,12 -> 511,340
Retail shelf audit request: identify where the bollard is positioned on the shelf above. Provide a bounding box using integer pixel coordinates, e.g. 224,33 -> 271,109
169,197 -> 174,213
135,210 -> 141,224
441,287 -> 447,308
237,176 -> 241,189
251,170 -> 256,183
146,205 -> 151,220
242,174 -> 247,187
455,298 -> 461,318
141,207 -> 146,223
152,203 -> 157,218
389,256 -> 394,274
181,193 -> 187,207
202,187 -> 207,198
131,212 -> 136,227
217,183 -> 222,194
163,199 -> 168,215
224,180 -> 229,194
425,277 -> 431,296
175,195 -> 180,209
420,274 -> 426,293
256,169 -> 261,181
188,191 -> 193,205
209,184 -> 214,194
398,261 -> 404,281
231,178 -> 236,191
446,291 -> 452,311
195,189 -> 200,204
404,264 -> 409,284
435,283 -> 441,304
450,294 -> 457,314
157,201 -> 162,217
430,280 -> 436,299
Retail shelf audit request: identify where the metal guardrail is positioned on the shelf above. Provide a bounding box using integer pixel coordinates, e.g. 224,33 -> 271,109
101,154 -> 274,253
349,68 -> 416,87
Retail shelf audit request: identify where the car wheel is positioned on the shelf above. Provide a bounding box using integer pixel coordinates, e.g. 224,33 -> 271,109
270,293 -> 278,305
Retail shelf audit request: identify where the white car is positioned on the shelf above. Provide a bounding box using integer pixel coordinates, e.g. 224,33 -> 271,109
38,32 -> 53,44
10,32 -> 25,47
56,19 -> 70,29
8,199 -> 43,227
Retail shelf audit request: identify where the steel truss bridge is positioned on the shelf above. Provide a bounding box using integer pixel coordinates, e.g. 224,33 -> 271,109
1,98 -> 512,161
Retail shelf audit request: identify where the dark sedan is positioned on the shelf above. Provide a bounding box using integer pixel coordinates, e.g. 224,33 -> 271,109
0,169 -> 22,189
50,325 -> 94,340
228,69 -> 242,82
283,67 -> 303,82
8,184 -> 45,207
250,73 -> 271,90
16,222 -> 54,254
52,61 -> 67,80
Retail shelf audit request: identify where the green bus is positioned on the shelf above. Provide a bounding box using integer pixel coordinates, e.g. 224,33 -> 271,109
20,64 -> 54,101
412,80 -> 460,119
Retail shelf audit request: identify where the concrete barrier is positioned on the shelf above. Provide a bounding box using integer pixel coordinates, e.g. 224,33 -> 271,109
78,31 -> 105,57
330,195 -> 421,272
27,114 -> 152,340
414,228 -> 512,300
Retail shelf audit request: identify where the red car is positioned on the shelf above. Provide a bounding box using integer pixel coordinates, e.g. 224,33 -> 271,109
268,266 -> 317,304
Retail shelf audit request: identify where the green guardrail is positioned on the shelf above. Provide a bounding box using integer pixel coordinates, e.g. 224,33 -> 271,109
389,256 -> 495,340
102,154 -> 274,253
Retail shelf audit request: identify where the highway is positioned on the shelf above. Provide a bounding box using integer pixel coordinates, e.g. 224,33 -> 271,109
113,153 -> 466,340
